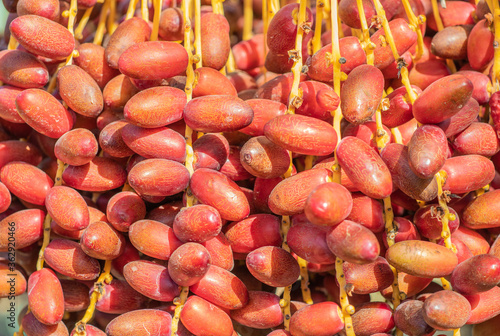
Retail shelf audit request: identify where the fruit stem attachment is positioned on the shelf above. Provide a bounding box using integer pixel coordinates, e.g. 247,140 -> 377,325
151,0 -> 163,41
401,0 -> 425,61
430,0 -> 457,73
435,170 -> 456,252
194,0 -> 203,69
107,0 -> 117,35
280,215 -> 293,330
372,0 -> 417,102
171,286 -> 189,336
243,0 -> 254,40
356,0 -> 375,65
75,7 -> 94,40
286,0 -> 308,114
297,257 -> 313,304
73,260 -> 113,336
335,257 -> 355,336
36,159 -> 65,270
64,0 -> 78,65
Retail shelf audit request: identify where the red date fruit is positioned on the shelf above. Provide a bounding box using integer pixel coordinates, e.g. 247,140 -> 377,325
54,128 -> 98,166
412,74 -> 473,124
168,242 -> 211,286
463,189 -> 500,229
81,221 -> 125,260
289,302 -> 344,336
107,191 -> 146,232
10,15 -> 75,59
63,157 -> 127,192
128,158 -> 189,197
28,268 -> 64,325
15,88 -> 73,138
327,220 -> 380,264
230,291 -> 283,329
224,214 -> 282,253
124,86 -> 186,128
118,41 -> 188,81
351,302 -> 395,336
341,64 -> 384,124
413,204 -> 460,240
423,290 -> 471,330
408,125 -> 448,178
200,13 -> 231,70
442,155 -> 495,194
246,246 -> 300,287
240,136 -> 290,179
105,17 -> 151,69
190,264 -> 249,310
22,312 -> 69,336
305,182 -> 352,226
394,300 -> 434,336
451,254 -> 500,295
381,143 -> 438,202
173,204 -> 222,243
467,19 -> 494,71
386,240 -> 458,277
44,239 -> 100,280
181,296 -> 234,336
46,186 -> 89,231
184,95 -> 253,133
123,260 -> 179,301
1,161 -> 53,205
452,122 -> 499,156
264,114 -> 337,155
337,136 -> 392,199
343,257 -> 394,294
0,50 -> 49,89
190,168 -> 250,221
129,219 -> 183,260
106,309 -> 171,336
0,209 -> 44,250
268,168 -> 332,215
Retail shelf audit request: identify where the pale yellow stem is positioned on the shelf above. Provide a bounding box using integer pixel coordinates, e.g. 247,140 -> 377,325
286,0 -> 308,114
141,0 -> 149,21
126,0 -> 140,19
171,287 -> 190,336
336,257 -> 355,336
151,0 -> 163,41
75,7 -> 94,40
312,0 -> 324,54
93,0 -> 110,45
73,260 -> 113,336
243,0 -> 254,40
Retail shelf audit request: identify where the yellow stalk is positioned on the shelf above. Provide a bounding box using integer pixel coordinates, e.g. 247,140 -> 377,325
107,0 -> 117,35
312,0 -> 324,54
286,0 -> 308,114
151,0 -> 163,41
93,0 -> 111,46
171,287 -> 190,336
243,0 -> 254,40
126,0 -> 140,20
75,7 -> 94,40
141,0 -> 149,21
356,0 -> 374,64
36,160 -> 65,270
73,260 -> 113,336
194,0 -> 202,68
336,257 -> 355,336
401,0 -> 425,61
492,3 -> 500,91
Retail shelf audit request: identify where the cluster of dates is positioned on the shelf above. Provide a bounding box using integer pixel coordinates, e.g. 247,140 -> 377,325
0,0 -> 500,335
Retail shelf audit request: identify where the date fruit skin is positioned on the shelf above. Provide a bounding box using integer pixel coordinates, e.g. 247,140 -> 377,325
181,296 -> 234,336
246,246 -> 300,287
27,268 -> 65,325
106,309 -> 172,336
423,290 -> 471,330
450,254 -> 500,295
337,136 -> 393,199
230,291 -> 283,329
289,302 -> 344,336
386,240 -> 458,278
190,264 -> 249,310
10,15 -> 75,59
